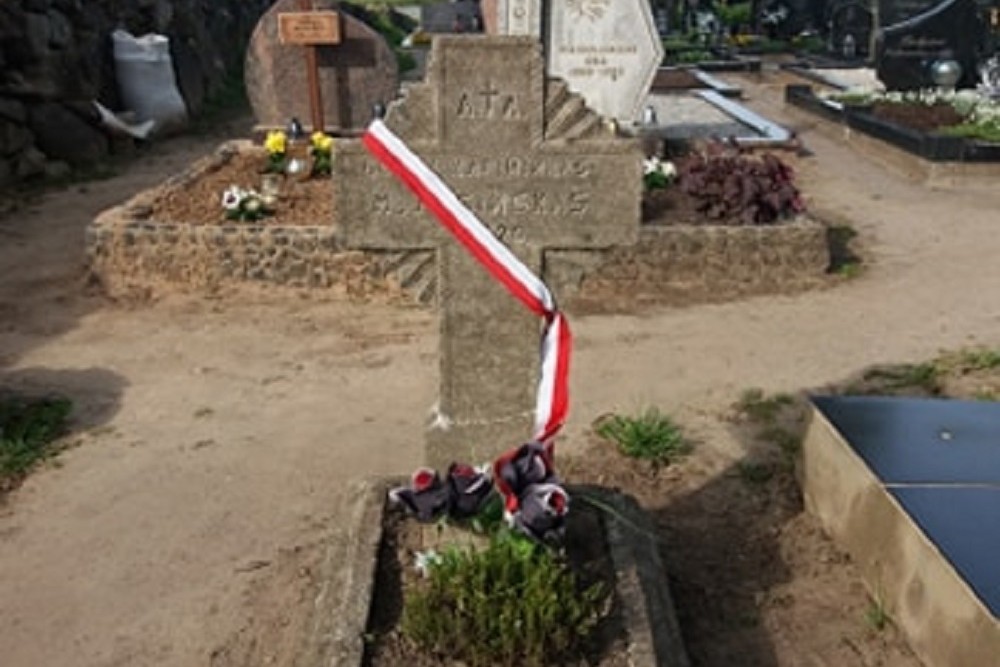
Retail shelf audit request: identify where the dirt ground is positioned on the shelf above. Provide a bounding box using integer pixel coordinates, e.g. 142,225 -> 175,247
1,71 -> 999,667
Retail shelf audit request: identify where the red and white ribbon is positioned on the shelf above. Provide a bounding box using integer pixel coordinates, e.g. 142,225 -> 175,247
362,119 -> 571,444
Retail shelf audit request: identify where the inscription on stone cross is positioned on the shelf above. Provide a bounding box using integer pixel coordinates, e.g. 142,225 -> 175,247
335,37 -> 639,468
455,81 -> 523,120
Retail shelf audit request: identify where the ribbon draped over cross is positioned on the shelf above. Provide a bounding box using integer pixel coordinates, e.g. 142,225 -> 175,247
362,119 -> 572,447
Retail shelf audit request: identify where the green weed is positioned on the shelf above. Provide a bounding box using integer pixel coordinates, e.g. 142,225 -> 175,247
736,388 -> 795,424
826,224 -> 862,275
865,590 -> 890,632
0,394 -> 72,486
402,532 -> 606,666
595,408 -> 691,465
954,348 -> 1000,371
737,461 -> 774,486
862,363 -> 940,393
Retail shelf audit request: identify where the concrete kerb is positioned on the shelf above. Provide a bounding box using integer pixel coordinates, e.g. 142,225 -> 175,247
300,478 -> 691,667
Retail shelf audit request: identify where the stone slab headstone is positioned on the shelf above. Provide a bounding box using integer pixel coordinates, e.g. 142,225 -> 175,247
245,0 -> 399,132
335,36 -> 640,468
548,0 -> 664,124
874,0 -> 988,90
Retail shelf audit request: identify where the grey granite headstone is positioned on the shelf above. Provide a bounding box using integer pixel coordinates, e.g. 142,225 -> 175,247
548,0 -> 664,124
335,36 -> 640,468
244,0 -> 399,132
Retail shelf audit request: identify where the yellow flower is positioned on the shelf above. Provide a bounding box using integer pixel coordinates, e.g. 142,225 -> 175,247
264,130 -> 287,155
311,132 -> 334,154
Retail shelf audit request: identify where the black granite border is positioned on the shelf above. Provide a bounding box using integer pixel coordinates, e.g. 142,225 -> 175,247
785,84 -> 1000,163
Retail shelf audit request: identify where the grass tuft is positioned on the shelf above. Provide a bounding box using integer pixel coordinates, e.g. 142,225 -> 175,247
595,408 -> 691,465
1,394 -> 72,488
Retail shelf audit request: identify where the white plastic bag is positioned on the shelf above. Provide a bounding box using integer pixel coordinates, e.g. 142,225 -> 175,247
112,29 -> 188,135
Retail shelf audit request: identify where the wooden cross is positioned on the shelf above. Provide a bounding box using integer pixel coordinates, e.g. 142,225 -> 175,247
277,0 -> 342,132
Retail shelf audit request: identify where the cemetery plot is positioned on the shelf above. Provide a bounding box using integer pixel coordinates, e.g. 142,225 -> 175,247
803,396 -> 1000,667
786,84 -> 1000,164
301,481 -> 688,667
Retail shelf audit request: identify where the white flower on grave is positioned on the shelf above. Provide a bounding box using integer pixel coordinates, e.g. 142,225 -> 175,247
413,549 -> 442,578
643,157 -> 662,175
243,196 -> 262,215
661,161 -> 677,179
221,185 -> 243,210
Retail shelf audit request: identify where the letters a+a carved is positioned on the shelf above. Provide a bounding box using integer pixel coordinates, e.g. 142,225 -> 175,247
455,81 -> 522,120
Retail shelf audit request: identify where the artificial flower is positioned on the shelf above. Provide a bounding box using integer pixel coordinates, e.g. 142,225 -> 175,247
264,130 -> 287,155
310,131 -> 335,177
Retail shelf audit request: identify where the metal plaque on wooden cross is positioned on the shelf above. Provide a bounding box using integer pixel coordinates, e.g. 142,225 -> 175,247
335,36 -> 640,469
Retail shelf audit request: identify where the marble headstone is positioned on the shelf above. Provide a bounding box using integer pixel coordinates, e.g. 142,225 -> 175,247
548,0 -> 664,124
245,0 -> 399,132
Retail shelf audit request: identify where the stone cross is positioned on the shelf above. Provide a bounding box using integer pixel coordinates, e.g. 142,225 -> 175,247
335,36 -> 639,469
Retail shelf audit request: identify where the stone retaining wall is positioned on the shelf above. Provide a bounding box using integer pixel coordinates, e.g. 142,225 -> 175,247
548,221 -> 831,311
88,208 -> 830,309
0,0 -> 272,189
88,140 -> 831,303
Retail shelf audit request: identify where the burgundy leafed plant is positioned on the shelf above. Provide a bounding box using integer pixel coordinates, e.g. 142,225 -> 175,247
678,144 -> 805,225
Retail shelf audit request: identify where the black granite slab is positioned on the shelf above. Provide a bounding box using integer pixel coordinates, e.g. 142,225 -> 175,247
889,486 -> 1000,617
812,396 -> 1000,484
813,395 -> 1000,619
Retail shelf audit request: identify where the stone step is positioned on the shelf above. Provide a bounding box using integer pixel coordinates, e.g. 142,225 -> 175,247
563,111 -> 605,140
545,80 -> 571,116
546,94 -> 587,139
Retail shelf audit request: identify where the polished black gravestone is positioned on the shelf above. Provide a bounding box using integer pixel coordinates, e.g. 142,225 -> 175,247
875,0 -> 990,90
812,395 -> 1000,617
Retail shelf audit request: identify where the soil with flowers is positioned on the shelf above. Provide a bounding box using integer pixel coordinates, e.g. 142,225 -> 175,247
148,147 -> 334,227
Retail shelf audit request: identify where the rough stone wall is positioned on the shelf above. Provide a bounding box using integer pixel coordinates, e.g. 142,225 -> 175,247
86,141 -> 831,305
87,217 -> 830,306
0,0 -> 273,188
548,222 -> 832,311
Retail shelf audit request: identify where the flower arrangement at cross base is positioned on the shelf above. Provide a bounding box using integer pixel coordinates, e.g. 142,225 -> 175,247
221,185 -> 274,222
310,131 -> 335,177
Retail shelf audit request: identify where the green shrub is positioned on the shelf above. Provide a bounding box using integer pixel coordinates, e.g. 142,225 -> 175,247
1,395 -> 72,484
673,49 -> 716,64
402,534 -> 606,666
717,2 -> 752,27
596,407 -> 690,465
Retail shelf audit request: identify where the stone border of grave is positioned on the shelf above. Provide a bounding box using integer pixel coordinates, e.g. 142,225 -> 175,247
85,140 -> 831,304
547,219 -> 831,311
784,84 -> 1000,185
87,140 -> 378,294
800,403 -> 1000,667
296,478 -> 691,667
